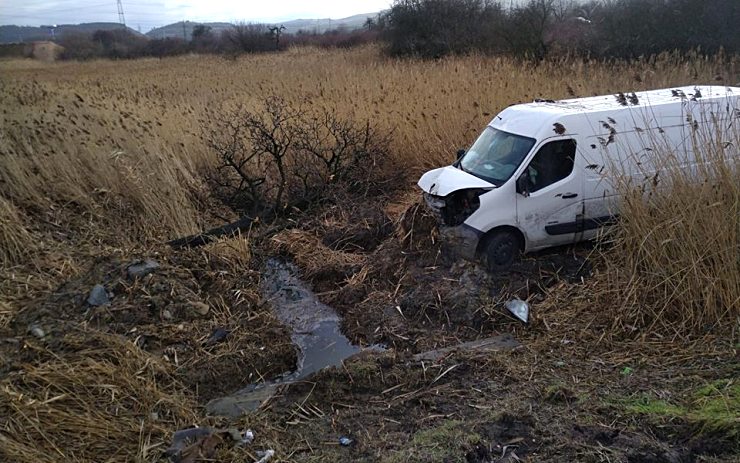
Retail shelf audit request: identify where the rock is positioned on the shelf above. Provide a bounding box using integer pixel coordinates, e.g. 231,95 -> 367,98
255,450 -> 275,463
28,324 -> 45,339
127,259 -> 159,279
162,309 -> 173,320
205,327 -> 230,346
87,284 -> 110,306
206,383 -> 282,417
226,428 -> 254,446
190,301 -> 210,316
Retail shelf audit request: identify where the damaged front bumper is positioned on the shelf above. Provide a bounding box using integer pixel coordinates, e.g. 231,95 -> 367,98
423,192 -> 482,261
439,223 -> 482,261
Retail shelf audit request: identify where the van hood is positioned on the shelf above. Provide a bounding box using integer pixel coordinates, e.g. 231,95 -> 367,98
418,166 -> 495,197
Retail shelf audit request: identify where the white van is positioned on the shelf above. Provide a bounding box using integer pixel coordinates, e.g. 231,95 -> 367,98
418,85 -> 739,271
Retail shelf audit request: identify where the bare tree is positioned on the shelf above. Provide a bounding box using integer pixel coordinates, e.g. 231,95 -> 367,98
204,96 -> 392,214
226,22 -> 273,53
269,25 -> 286,50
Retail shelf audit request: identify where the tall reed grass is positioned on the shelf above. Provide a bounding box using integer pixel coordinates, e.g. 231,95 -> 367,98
0,46 -> 737,267
607,117 -> 739,337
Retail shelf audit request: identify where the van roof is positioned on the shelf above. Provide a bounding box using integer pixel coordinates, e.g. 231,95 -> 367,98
525,85 -> 736,113
491,85 -> 740,138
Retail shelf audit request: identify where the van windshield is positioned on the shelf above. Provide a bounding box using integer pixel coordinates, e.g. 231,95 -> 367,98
459,127 -> 536,186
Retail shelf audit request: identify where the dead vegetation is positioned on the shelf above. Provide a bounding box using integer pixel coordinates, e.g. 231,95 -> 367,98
604,123 -> 740,338
0,329 -> 198,463
0,47 -> 739,462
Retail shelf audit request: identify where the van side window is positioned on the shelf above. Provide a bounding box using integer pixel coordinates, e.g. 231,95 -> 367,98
525,139 -> 576,192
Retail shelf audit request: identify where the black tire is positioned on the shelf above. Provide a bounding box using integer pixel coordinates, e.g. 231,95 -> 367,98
483,230 -> 521,273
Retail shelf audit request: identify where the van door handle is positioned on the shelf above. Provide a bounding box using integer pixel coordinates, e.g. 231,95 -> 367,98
562,193 -> 578,199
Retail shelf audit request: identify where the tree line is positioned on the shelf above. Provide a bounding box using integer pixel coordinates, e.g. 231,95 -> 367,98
57,0 -> 739,61
57,23 -> 379,60
378,0 -> 740,59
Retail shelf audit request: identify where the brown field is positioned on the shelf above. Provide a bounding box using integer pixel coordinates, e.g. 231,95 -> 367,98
0,46 -> 738,462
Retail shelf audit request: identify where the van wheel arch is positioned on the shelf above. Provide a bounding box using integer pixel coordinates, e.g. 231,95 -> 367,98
476,226 -> 526,272
477,226 -> 526,256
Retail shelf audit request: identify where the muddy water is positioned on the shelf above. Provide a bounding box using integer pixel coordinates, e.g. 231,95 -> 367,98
206,259 -> 369,417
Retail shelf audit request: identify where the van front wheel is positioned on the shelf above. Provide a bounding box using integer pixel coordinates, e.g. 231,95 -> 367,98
483,230 -> 520,273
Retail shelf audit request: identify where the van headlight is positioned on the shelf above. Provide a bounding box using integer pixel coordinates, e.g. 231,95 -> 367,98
441,188 -> 487,226
423,189 -> 488,227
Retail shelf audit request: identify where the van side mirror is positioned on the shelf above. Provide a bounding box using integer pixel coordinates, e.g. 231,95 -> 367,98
516,172 -> 531,197
456,149 -> 466,160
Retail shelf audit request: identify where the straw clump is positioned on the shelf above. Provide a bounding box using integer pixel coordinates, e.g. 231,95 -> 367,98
0,329 -> 198,463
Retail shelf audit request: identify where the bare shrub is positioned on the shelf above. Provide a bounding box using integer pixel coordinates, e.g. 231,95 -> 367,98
382,0 -> 505,58
58,32 -> 103,60
225,22 -> 275,54
204,96 -> 393,215
500,0 -> 556,60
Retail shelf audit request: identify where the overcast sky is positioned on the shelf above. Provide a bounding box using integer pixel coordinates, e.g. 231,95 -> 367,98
0,0 -> 393,31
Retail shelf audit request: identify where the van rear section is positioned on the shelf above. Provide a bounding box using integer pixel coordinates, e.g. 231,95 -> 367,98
418,85 -> 740,271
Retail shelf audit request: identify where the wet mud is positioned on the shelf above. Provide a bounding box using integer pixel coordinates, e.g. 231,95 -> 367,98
206,259 -> 378,417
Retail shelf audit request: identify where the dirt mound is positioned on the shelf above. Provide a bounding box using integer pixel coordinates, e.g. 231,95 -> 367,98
5,238 -> 296,403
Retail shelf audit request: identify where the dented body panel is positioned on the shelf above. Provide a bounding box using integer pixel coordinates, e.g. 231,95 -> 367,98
418,166 -> 495,196
418,85 -> 740,262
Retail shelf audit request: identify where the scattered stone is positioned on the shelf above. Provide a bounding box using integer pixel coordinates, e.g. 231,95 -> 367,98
28,324 -> 45,339
206,383 -> 282,417
127,259 -> 159,279
162,309 -> 173,320
87,284 -> 110,306
190,301 -> 210,316
226,428 -> 254,446
205,327 -> 230,346
255,450 -> 275,463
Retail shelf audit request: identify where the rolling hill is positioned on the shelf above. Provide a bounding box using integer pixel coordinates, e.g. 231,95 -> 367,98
0,23 -> 140,44
145,12 -> 381,41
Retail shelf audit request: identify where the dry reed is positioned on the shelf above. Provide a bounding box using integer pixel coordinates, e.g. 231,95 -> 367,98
605,121 -> 740,338
1,46 -> 736,265
0,329 -> 198,463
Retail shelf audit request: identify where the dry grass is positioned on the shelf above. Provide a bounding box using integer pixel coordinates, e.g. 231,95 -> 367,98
1,46 -> 739,462
0,329 -> 198,463
1,46 -> 736,266
605,124 -> 740,338
270,228 -> 365,280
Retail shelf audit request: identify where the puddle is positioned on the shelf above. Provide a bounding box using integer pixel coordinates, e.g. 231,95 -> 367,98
206,259 -> 373,417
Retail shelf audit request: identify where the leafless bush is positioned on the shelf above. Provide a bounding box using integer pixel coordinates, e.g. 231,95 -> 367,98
382,0 -> 506,58
204,96 -> 393,215
225,22 -> 276,54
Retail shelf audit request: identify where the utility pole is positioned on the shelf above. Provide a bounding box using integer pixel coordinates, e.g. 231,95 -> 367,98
117,0 -> 126,28
182,21 -> 187,40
